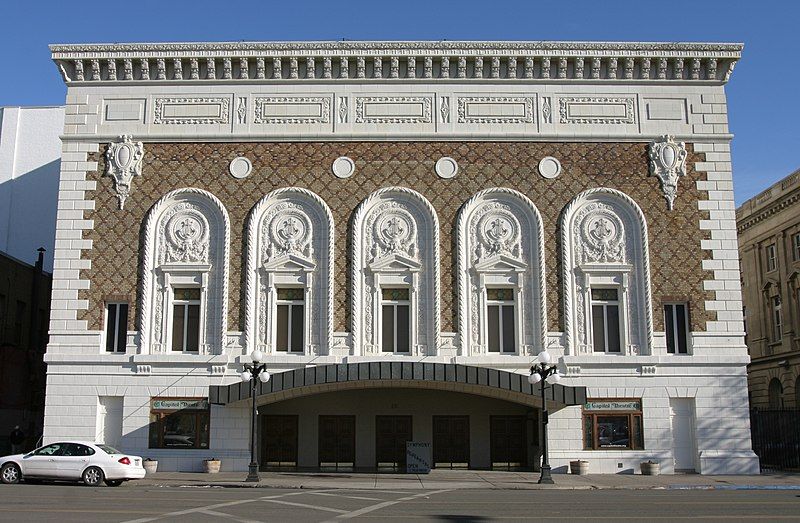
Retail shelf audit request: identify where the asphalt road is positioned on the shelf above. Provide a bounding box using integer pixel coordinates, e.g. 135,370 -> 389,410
1,483 -> 800,522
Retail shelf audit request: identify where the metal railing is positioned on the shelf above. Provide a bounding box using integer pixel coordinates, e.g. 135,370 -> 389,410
750,408 -> 800,472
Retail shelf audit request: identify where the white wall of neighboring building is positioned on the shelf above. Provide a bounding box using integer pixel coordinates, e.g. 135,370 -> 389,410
0,106 -> 64,272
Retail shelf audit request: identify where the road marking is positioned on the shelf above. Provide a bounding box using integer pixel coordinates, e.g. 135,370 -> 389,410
198,508 -> 262,523
323,489 -> 453,521
307,491 -> 384,501
261,499 -> 348,513
121,490 -> 323,523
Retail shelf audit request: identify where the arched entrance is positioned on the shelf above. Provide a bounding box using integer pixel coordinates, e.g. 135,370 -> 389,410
210,363 -> 586,471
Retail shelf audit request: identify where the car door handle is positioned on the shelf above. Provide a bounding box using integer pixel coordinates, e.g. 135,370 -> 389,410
48,459 -> 55,462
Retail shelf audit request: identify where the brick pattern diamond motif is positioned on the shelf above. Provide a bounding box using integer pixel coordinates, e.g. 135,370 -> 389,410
81,142 -> 712,335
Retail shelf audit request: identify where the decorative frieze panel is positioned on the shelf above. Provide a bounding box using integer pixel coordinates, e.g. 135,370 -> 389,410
253,96 -> 331,124
558,96 -> 636,125
355,96 -> 432,124
153,97 -> 230,125
103,99 -> 146,122
457,96 -> 535,124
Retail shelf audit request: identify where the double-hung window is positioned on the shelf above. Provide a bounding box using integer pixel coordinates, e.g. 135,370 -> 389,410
772,295 -> 783,342
172,288 -> 200,352
381,288 -> 410,354
664,303 -> 689,354
105,302 -> 129,353
486,288 -> 515,353
766,244 -> 777,272
591,288 -> 621,353
275,288 -> 304,353
792,233 -> 800,262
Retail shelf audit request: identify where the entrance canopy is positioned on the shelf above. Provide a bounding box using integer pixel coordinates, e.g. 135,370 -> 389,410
210,362 -> 586,409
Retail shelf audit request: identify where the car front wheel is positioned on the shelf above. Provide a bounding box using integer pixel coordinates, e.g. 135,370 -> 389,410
82,466 -> 104,487
1,463 -> 21,484
104,479 -> 123,487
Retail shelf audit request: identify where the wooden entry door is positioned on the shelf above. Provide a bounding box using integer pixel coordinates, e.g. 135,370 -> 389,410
490,416 -> 527,470
375,415 -> 412,471
319,415 -> 356,471
433,416 -> 470,468
261,415 -> 298,470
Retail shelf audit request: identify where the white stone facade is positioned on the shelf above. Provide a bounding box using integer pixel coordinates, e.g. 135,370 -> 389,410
41,41 -> 758,474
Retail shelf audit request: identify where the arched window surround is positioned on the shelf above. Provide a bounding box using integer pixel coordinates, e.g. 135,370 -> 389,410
351,187 -> 440,356
561,187 -> 654,356
139,188 -> 230,355
243,188 -> 334,356
456,188 -> 547,356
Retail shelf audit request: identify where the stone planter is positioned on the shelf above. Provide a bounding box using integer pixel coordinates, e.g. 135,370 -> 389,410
570,460 -> 589,475
641,461 -> 660,475
143,460 -> 158,474
204,459 -> 221,474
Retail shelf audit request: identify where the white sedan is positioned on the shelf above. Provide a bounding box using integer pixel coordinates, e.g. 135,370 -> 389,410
0,441 -> 146,487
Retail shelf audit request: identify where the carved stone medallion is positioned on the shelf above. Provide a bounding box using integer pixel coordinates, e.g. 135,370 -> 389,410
648,135 -> 688,210
105,135 -> 144,210
574,202 -> 626,264
161,204 -> 210,264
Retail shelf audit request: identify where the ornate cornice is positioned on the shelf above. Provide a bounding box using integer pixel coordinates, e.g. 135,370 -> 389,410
50,40 -> 741,84
736,191 -> 800,234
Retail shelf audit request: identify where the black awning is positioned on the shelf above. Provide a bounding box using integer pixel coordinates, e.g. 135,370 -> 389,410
210,362 -> 586,408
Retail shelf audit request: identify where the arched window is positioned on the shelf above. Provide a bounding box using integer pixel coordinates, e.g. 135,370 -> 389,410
457,188 -> 547,356
768,378 -> 784,409
140,188 -> 230,354
244,188 -> 334,356
351,187 -> 440,356
561,188 -> 653,356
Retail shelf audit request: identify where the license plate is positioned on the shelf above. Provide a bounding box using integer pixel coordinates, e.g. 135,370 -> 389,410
134,459 -> 140,466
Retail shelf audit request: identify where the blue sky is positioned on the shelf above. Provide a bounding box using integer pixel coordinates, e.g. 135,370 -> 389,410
1,0 -> 797,204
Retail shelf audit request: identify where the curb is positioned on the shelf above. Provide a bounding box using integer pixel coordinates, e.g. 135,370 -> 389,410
140,481 -> 800,491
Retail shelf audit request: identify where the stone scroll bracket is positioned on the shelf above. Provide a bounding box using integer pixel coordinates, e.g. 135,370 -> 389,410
104,135 -> 144,210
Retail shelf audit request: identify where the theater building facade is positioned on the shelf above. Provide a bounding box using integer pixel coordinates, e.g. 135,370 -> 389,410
43,40 -> 758,474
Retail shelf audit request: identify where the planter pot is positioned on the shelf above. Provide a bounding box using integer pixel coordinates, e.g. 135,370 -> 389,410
641,462 -> 660,475
570,460 -> 590,475
143,460 -> 158,475
204,460 -> 221,474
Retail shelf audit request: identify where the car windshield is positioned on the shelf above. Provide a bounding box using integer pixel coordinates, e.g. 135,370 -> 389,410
97,444 -> 122,455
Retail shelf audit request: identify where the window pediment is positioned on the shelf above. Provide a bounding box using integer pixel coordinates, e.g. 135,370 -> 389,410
369,252 -> 422,272
263,253 -> 316,272
474,253 -> 528,273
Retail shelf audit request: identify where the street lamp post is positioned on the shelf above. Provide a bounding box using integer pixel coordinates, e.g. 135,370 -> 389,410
240,350 -> 271,482
528,350 -> 561,485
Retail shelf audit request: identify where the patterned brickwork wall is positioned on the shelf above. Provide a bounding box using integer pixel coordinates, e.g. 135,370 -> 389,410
79,142 -> 712,334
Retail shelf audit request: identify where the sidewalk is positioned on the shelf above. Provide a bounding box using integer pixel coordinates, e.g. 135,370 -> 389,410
135,469 -> 800,490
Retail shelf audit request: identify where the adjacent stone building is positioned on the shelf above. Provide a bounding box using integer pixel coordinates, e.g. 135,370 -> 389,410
737,168 -> 800,409
41,40 -> 758,474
